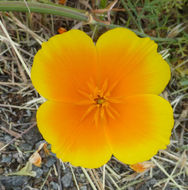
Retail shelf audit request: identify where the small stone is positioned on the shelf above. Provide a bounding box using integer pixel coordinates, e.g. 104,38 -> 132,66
42,166 -> 50,174
13,153 -> 19,159
80,186 -> 87,190
22,127 -> 42,146
13,188 -> 22,190
33,167 -> 43,178
61,173 -> 72,188
50,181 -> 59,190
12,153 -> 23,164
4,135 -> 12,143
0,176 -> 28,188
23,186 -> 38,190
19,143 -> 32,151
79,173 -> 86,183
45,157 -> 56,168
35,140 -> 46,150
26,110 -> 31,117
127,187 -> 134,190
1,154 -> 12,163
148,178 -> 157,185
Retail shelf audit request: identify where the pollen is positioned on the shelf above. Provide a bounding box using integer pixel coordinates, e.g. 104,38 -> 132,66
94,95 -> 105,105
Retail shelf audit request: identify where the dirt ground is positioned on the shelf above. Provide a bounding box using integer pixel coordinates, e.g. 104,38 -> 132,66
0,0 -> 188,190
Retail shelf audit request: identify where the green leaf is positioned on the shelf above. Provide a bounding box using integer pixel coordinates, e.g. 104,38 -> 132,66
99,0 -> 108,9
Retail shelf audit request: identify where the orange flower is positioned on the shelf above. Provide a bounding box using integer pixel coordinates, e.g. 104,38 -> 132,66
31,28 -> 174,168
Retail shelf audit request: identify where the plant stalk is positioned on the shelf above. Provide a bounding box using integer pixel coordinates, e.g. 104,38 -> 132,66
0,1 -> 180,42
0,1 -> 89,22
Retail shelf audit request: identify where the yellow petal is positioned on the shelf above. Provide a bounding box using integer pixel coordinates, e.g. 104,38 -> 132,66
104,94 -> 174,164
31,29 -> 97,102
36,101 -> 112,168
96,28 -> 171,97
31,28 -> 174,169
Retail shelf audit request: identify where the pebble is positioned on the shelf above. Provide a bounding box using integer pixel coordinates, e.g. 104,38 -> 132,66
148,178 -> 157,185
33,167 -> 43,178
80,186 -> 87,190
61,173 -> 73,188
1,154 -> 12,163
35,140 -> 46,150
4,135 -> 12,143
13,153 -> 19,159
50,181 -> 59,190
22,127 -> 42,145
23,187 -> 38,190
13,188 -> 22,190
19,143 -> 33,151
127,187 -> 134,190
42,166 -> 49,174
79,173 -> 86,183
12,153 -> 23,164
0,176 -> 28,188
45,156 -> 56,168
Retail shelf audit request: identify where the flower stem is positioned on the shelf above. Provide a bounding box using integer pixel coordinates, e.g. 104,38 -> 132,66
0,1 -> 89,22
0,1 -> 180,42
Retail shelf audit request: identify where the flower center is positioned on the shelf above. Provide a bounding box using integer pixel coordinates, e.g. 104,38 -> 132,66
94,95 -> 105,105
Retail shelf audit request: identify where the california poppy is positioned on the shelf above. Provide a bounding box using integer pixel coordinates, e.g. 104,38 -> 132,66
31,28 -> 174,168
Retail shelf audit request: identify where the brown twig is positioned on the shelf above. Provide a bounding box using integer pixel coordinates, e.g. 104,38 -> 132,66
0,122 -> 36,152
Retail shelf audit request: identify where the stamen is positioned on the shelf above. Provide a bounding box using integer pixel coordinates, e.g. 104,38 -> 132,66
94,95 -> 105,105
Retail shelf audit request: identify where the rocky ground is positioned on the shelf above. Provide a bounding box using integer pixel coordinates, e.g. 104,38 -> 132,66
0,0 -> 188,189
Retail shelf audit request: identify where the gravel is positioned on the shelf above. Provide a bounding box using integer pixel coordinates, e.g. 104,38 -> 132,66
45,156 -> 57,168
50,181 -> 59,190
33,166 -> 43,178
1,154 -> 12,164
22,127 -> 42,146
61,172 -> 73,188
80,185 -> 87,190
0,176 -> 29,190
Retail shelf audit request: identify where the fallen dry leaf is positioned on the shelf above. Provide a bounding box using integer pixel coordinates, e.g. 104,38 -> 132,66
130,161 -> 155,173
43,143 -> 50,156
28,142 -> 47,167
58,27 -> 67,34
29,151 -> 42,167
58,0 -> 67,5
7,161 -> 36,177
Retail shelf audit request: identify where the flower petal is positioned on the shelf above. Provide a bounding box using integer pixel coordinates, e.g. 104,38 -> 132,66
96,28 -> 170,97
31,30 -> 97,102
104,94 -> 174,164
37,101 -> 112,168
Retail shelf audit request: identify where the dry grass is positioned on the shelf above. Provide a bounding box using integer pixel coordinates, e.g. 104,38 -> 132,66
0,0 -> 188,190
